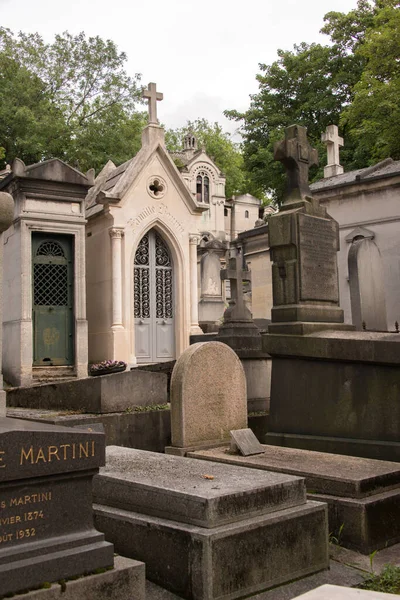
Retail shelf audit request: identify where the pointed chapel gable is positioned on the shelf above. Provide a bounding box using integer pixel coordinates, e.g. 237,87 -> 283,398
85,126 -> 205,216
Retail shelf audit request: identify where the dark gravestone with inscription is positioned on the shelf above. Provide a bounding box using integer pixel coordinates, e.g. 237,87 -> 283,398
267,124 -> 352,334
0,418 -> 114,596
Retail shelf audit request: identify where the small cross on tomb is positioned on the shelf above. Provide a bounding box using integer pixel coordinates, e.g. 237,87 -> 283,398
142,82 -> 163,125
321,124 -> 344,177
221,251 -> 252,321
274,125 -> 318,205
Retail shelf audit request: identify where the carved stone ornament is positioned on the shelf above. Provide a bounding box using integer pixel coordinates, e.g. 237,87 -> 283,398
147,175 -> 167,199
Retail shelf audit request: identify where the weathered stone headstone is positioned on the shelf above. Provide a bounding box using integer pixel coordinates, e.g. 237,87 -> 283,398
348,237 -> 388,331
267,125 -> 352,334
166,341 -> 247,454
0,191 -> 14,416
0,418 -> 114,596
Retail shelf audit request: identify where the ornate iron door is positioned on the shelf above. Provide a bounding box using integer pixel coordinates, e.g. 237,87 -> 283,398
134,230 -> 175,363
32,234 -> 74,366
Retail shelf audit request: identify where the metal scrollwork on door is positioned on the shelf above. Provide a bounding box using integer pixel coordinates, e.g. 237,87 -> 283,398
155,234 -> 173,319
134,231 -> 173,320
134,234 -> 149,266
134,234 -> 150,318
155,234 -> 171,267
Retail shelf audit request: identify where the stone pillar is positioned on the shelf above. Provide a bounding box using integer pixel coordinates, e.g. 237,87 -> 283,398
109,228 -> 124,328
189,235 -> 203,335
0,192 -> 15,416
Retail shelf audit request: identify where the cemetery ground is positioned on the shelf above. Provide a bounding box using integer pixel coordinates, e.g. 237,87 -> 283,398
4,347 -> 400,600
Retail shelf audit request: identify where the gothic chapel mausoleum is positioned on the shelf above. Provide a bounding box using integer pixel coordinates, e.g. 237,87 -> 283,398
84,85 -> 259,367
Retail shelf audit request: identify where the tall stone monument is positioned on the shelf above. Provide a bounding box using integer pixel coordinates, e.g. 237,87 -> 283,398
0,191 -> 14,415
263,126 -> 400,462
268,125 -> 351,335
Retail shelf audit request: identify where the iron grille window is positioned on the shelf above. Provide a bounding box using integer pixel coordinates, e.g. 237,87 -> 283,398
34,264 -> 68,306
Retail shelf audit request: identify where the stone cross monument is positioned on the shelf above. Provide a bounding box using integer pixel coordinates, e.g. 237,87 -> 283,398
321,124 -> 344,178
267,125 -> 352,335
0,192 -> 14,415
142,82 -> 163,125
217,249 -> 263,354
274,124 -> 318,208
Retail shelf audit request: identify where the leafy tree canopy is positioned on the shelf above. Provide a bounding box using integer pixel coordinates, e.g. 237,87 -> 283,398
165,119 -> 248,199
0,28 -> 145,172
225,0 -> 399,204
341,1 -> 400,161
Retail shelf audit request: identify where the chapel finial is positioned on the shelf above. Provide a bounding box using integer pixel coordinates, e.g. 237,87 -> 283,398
142,82 -> 163,125
321,125 -> 344,178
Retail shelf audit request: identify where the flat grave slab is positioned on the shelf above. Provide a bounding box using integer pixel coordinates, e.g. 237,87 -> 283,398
188,444 -> 400,498
188,445 -> 400,553
93,446 -> 306,528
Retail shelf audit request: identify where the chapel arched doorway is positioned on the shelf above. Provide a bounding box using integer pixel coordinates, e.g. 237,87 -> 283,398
134,229 -> 175,362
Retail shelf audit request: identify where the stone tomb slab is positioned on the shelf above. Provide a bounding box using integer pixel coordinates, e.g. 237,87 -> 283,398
93,447 -> 328,600
93,446 -> 306,527
0,418 -> 114,597
188,445 -> 400,554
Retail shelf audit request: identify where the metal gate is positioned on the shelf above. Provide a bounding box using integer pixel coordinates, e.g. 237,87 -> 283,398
134,230 -> 175,363
32,233 -> 74,366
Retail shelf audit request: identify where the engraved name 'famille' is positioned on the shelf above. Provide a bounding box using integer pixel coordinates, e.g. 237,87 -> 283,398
0,441 -> 96,469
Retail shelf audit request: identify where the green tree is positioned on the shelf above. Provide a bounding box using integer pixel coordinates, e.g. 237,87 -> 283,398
225,0 -> 393,204
166,119 -> 247,199
341,1 -> 400,160
0,28 -> 145,172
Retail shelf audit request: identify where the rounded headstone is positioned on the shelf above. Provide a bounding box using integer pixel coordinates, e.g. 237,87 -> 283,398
170,342 -> 247,448
0,192 -> 14,233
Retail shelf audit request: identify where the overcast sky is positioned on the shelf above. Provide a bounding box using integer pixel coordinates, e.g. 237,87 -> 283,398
1,0 -> 358,135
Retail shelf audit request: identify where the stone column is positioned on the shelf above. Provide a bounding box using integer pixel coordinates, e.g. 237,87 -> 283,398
109,228 -> 124,329
189,235 -> 203,335
0,192 -> 15,416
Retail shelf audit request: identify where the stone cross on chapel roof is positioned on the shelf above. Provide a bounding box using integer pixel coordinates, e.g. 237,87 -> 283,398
274,125 -> 318,206
321,124 -> 344,178
220,251 -> 252,322
142,82 -> 163,125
